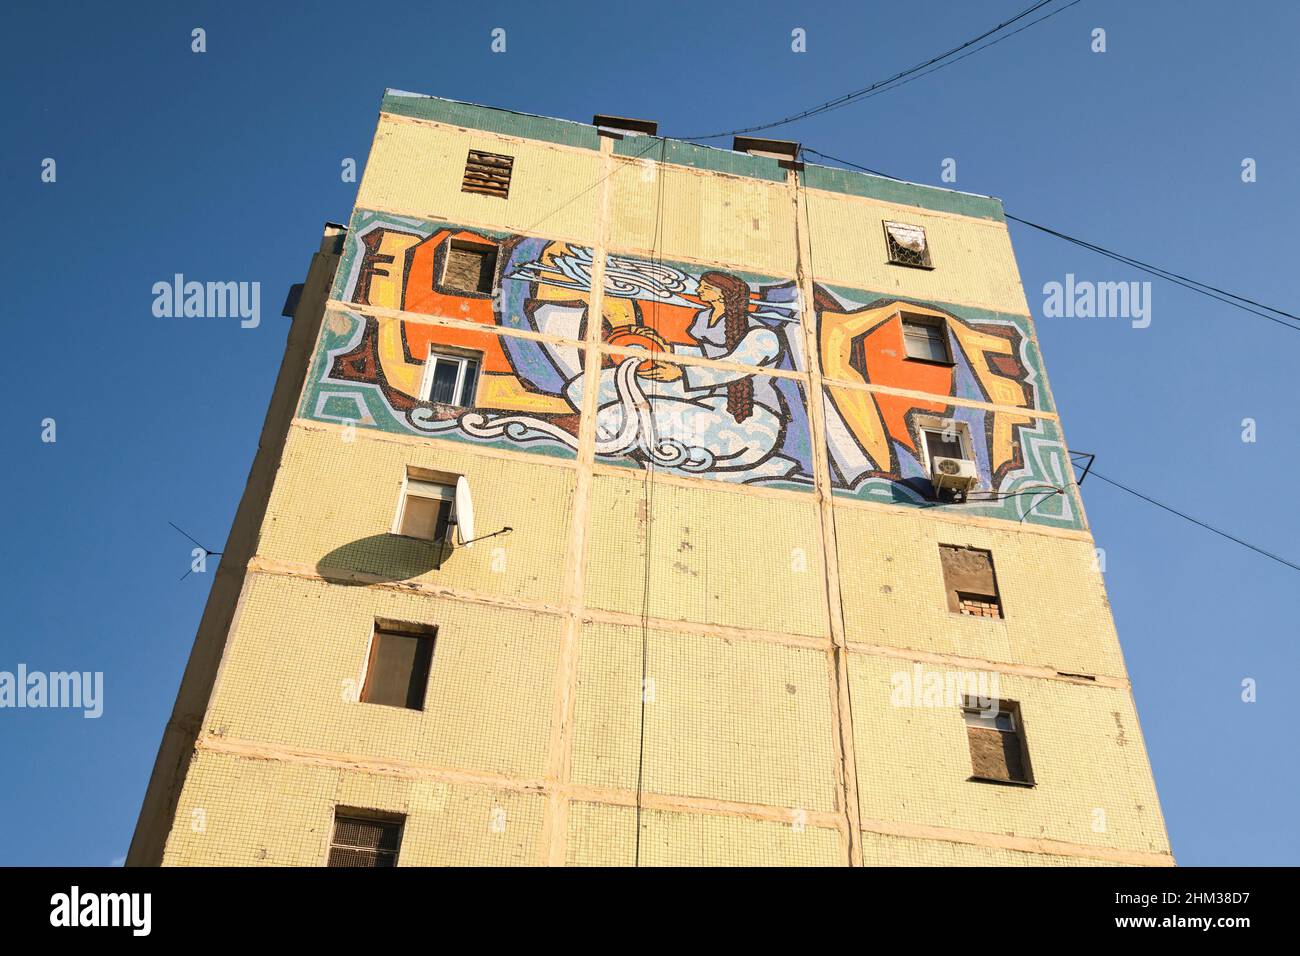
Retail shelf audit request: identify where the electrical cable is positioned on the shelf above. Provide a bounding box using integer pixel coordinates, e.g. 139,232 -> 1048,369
796,158 -> 869,859
1087,469 -> 1300,574
802,148 -> 1300,332
678,0 -> 1081,141
633,135 -> 670,866
518,135 -> 664,237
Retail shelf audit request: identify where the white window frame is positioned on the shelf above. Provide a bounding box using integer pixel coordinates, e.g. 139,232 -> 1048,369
391,473 -> 457,540
419,346 -> 482,407
916,416 -> 974,476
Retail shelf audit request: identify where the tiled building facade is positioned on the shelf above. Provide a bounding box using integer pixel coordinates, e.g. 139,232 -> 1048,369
129,91 -> 1171,866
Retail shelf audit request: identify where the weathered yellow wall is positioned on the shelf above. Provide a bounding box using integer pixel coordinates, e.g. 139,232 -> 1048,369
163,749 -> 544,866
860,832 -> 1125,867
849,653 -> 1169,854
834,504 -> 1127,678
805,188 -> 1033,315
261,422 -> 576,607
566,803 -> 842,866
585,474 -> 829,637
358,114 -> 603,245
608,157 -> 797,276
571,621 -> 839,811
207,572 -> 561,779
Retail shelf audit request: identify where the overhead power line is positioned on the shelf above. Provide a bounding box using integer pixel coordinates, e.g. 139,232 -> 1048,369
801,148 -> 1300,332
1085,469 -> 1300,574
1003,214 -> 1300,331
169,521 -> 224,583
678,0 -> 1084,141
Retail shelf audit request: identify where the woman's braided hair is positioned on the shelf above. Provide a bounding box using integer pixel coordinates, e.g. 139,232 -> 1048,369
699,271 -> 754,423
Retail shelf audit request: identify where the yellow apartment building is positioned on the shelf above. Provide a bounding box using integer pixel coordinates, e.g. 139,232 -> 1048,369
128,90 -> 1172,867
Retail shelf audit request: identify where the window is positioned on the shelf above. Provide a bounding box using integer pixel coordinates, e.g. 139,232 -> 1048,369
421,348 -> 480,407
461,149 -> 513,198
326,811 -> 405,867
939,545 -> 1003,618
883,220 -> 933,268
919,421 -> 969,474
963,698 -> 1033,785
395,472 -> 455,542
360,620 -> 437,710
441,239 -> 498,295
901,314 -> 951,363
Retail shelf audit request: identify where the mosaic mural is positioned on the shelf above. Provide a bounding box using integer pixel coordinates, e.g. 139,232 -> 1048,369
300,209 -> 1081,526
814,285 -> 1079,527
306,209 -> 813,484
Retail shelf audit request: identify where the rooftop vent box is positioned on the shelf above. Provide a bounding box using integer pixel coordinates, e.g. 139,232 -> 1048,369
593,115 -> 658,137
733,136 -> 801,163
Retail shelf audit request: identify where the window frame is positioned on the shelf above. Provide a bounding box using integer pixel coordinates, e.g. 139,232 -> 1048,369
900,312 -> 953,365
938,543 -> 1004,619
916,417 -> 973,476
419,345 -> 482,408
438,237 -> 500,297
391,470 -> 458,542
358,619 -> 438,712
882,220 -> 935,269
326,808 -> 406,867
962,698 -> 1035,787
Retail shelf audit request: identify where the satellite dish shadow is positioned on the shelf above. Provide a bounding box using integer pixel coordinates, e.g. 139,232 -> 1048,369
316,534 -> 448,585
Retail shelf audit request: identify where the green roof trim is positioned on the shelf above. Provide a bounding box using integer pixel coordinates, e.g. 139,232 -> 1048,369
801,163 -> 1005,222
379,90 -> 1007,220
381,90 -> 601,151
612,135 -> 788,182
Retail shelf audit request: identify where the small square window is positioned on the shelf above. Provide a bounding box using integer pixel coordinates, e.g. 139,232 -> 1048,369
395,472 -> 456,542
360,620 -> 437,711
462,149 -> 513,198
883,220 -> 933,268
901,314 -> 951,364
962,698 -> 1033,785
939,545 -> 1002,618
442,240 -> 498,295
421,348 -> 481,407
327,810 -> 405,867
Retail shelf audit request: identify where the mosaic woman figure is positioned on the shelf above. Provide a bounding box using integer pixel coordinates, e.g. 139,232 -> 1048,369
570,270 -> 798,480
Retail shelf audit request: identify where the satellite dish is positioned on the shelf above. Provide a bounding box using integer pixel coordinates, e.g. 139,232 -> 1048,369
454,476 -> 475,546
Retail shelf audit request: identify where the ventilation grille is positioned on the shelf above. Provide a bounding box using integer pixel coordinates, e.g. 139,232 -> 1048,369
327,816 -> 402,867
883,221 -> 932,268
462,150 -> 514,198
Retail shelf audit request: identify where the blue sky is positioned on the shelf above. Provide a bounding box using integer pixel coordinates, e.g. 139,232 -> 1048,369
1,0 -> 1296,866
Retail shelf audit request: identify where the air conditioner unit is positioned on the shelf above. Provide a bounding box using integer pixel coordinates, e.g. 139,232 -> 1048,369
931,457 -> 978,496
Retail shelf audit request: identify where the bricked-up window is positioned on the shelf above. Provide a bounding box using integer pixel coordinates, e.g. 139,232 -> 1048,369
442,240 -> 498,295
939,545 -> 1003,618
963,699 -> 1033,785
883,220 -> 933,268
901,314 -> 951,363
361,620 -> 437,710
461,149 -> 513,198
327,811 -> 405,867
